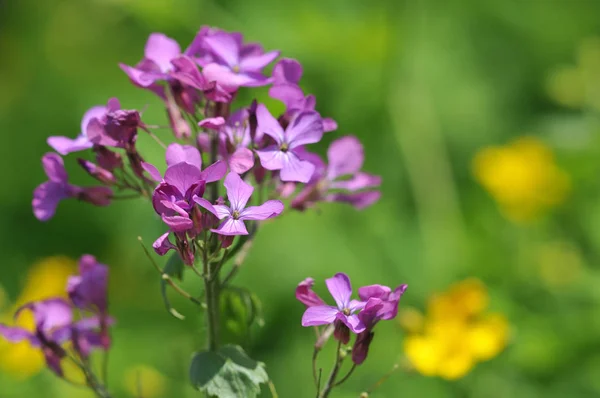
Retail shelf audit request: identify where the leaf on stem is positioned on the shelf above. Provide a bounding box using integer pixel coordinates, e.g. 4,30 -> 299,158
189,345 -> 269,398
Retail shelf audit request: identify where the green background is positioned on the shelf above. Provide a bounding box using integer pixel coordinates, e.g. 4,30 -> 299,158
2,0 -> 600,397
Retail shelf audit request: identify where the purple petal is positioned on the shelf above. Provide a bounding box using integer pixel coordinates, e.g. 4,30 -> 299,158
295,278 -> 326,307
327,136 -> 364,179
119,62 -> 164,87
327,191 -> 381,210
202,63 -> 265,91
212,217 -> 248,236
256,104 -> 285,143
223,172 -> 253,211
142,162 -> 162,182
269,84 -> 305,110
164,162 -> 203,196
16,299 -> 72,332
301,305 -> 339,327
68,256 -> 109,312
0,325 -> 38,345
42,153 -> 68,183
199,117 -> 226,130
325,273 -> 353,310
280,151 -> 315,183
145,33 -> 181,72
358,285 -> 391,301
239,200 -> 284,221
330,172 -> 382,192
322,118 -> 338,133
272,58 -> 303,85
47,135 -> 93,155
239,50 -> 280,71
162,215 -> 194,232
348,299 -> 367,312
229,148 -> 254,174
106,97 -> 121,112
32,181 -> 69,221
153,232 -> 176,256
287,111 -> 324,148
256,145 -> 286,171
336,313 -> 366,334
199,160 -> 227,183
166,143 -> 202,169
203,32 -> 241,67
81,105 -> 107,134
212,204 -> 233,220
193,196 -> 219,217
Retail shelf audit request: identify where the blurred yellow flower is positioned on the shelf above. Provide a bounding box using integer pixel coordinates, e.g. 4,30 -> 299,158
0,256 -> 76,379
473,137 -> 570,222
123,365 -> 167,398
402,279 -> 509,380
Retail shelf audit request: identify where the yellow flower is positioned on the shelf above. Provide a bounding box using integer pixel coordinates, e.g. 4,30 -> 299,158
123,365 -> 167,398
0,256 -> 76,379
473,137 -> 570,222
402,279 -> 509,380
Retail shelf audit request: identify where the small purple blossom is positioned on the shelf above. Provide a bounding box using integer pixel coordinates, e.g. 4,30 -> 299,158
197,172 -> 284,236
67,255 -> 109,314
33,153 -> 113,221
301,273 -> 366,334
255,104 -> 323,183
292,136 -> 381,210
201,31 -> 280,91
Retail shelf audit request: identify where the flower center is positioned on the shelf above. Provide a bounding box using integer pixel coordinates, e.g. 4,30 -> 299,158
280,143 -> 289,152
342,308 -> 351,316
232,65 -> 240,73
232,210 -> 240,220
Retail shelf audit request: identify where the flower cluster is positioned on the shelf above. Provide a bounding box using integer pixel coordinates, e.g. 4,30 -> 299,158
401,279 -> 509,380
0,255 -> 112,378
25,25 -> 388,398
297,273 -> 407,365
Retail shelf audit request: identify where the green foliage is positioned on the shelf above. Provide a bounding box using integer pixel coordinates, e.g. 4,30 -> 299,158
220,287 -> 264,346
160,253 -> 187,320
189,345 -> 268,398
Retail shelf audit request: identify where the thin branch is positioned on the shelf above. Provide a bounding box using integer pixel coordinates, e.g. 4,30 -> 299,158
364,363 -> 400,395
334,364 -> 356,387
221,239 -> 253,286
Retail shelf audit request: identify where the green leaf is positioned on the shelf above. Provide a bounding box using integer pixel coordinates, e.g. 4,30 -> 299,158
189,345 -> 269,398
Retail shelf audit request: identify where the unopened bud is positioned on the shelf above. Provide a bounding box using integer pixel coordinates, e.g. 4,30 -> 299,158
78,159 -> 116,185
333,320 -> 350,345
80,187 -> 112,206
94,146 -> 123,171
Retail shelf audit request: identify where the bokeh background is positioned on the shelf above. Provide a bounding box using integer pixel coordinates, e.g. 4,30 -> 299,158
2,0 -> 600,397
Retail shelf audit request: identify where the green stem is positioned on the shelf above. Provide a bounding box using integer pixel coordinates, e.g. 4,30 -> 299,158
203,233 -> 220,351
319,340 -> 344,398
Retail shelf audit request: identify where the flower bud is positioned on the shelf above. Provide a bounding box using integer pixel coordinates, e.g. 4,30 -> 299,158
351,330 -> 374,365
219,235 -> 234,249
78,159 -> 116,185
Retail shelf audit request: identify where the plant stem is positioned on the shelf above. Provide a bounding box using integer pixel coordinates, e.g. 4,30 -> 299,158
203,233 -> 220,351
319,340 -> 344,398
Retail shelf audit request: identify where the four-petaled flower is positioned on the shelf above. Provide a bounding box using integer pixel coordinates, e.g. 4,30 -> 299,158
201,31 -> 280,91
301,273 -> 367,333
256,104 -> 323,183
292,136 -> 381,210
197,172 -> 284,236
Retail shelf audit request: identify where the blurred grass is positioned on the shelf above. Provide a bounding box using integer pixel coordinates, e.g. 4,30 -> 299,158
2,0 -> 600,397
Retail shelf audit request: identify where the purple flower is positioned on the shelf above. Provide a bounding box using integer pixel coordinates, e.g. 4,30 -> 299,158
0,298 -> 72,375
85,98 -> 142,149
201,31 -> 280,91
146,144 -> 227,232
47,104 -> 107,155
351,284 -> 407,365
33,153 -> 113,221
292,136 -> 381,210
197,172 -> 284,236
269,58 -> 337,133
255,104 -> 323,183
295,278 -> 326,307
301,273 -> 366,334
152,231 -> 195,266
67,255 -> 109,314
